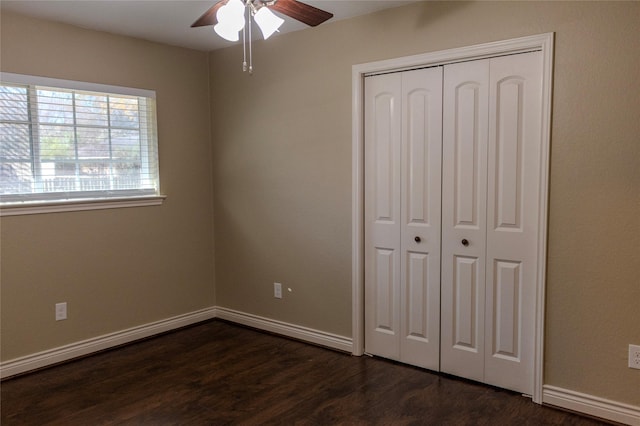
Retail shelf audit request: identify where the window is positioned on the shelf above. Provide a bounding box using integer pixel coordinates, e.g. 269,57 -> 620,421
0,73 -> 162,213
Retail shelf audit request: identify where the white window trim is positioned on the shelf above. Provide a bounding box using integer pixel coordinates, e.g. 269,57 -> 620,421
0,195 -> 166,217
0,73 -> 156,99
0,73 -> 165,215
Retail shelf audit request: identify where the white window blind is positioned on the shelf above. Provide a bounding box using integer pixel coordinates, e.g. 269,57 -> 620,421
0,73 -> 160,206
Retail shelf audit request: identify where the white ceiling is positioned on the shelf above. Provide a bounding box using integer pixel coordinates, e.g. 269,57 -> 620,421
1,0 -> 418,51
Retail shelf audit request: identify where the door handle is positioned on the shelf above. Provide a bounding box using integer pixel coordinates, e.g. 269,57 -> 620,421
414,236 -> 421,243
461,239 -> 469,247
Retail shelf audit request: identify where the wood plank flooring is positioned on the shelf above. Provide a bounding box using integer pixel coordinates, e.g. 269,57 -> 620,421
1,320 -> 608,425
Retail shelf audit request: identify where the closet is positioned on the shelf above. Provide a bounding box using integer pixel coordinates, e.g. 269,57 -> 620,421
364,51 -> 543,395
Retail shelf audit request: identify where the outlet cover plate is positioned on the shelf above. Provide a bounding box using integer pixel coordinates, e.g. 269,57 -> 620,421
629,344 -> 640,369
55,302 -> 67,321
274,282 -> 282,299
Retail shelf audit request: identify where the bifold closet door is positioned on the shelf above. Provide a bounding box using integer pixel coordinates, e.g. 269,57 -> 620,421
441,52 -> 543,394
364,67 -> 443,370
364,50 -> 543,394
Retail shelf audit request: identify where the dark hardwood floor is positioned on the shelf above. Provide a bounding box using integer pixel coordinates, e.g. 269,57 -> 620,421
1,319 -> 608,425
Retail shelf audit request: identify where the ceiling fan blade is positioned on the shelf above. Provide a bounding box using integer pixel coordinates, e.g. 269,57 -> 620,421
269,0 -> 334,27
191,0 -> 228,27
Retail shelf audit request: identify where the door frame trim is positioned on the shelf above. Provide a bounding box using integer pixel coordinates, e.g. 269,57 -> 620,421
351,33 -> 554,404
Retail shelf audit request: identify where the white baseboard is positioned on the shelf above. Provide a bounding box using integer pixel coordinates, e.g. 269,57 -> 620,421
215,306 -> 353,353
0,306 -> 353,380
8,308 -> 637,426
543,385 -> 640,426
0,307 -> 217,379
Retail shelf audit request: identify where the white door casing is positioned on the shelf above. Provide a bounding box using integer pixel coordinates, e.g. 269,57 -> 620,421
352,33 -> 554,403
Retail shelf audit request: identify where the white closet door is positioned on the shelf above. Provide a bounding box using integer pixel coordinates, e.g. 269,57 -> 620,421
364,72 -> 402,361
365,51 -> 543,393
365,68 -> 443,369
441,59 -> 490,382
484,51 -> 543,394
399,68 -> 442,370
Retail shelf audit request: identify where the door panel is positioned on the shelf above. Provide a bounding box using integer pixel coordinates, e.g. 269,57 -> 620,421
405,251 -> 430,339
400,68 -> 442,370
492,260 -> 521,358
453,255 -> 480,350
454,83 -> 483,227
493,78 -> 524,230
365,73 -> 402,361
441,59 -> 489,382
484,52 -> 542,395
374,92 -> 396,221
374,248 -> 396,333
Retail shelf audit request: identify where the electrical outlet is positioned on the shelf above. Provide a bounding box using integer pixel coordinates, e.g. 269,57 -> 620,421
630,344 -> 640,370
274,282 -> 282,299
55,302 -> 67,321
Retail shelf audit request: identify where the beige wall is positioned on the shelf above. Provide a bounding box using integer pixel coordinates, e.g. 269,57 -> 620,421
0,12 -> 215,360
1,0 -> 638,411
210,1 -> 640,405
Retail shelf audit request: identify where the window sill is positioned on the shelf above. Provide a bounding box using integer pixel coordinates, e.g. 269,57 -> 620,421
0,195 -> 166,217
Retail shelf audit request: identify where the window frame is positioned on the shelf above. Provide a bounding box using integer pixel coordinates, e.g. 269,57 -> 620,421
0,73 -> 165,216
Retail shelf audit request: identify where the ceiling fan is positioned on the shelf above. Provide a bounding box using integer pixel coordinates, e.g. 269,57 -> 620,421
192,0 -> 334,74
192,0 -> 334,29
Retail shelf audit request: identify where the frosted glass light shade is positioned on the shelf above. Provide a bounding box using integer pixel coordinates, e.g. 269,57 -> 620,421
225,0 -> 246,29
225,0 -> 245,15
254,7 -> 284,39
215,0 -> 245,41
214,23 -> 240,41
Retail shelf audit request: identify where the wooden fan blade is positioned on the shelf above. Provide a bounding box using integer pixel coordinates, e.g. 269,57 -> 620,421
270,0 -> 333,27
191,0 -> 228,27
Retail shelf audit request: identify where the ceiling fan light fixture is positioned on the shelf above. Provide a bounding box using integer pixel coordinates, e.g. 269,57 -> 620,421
253,6 -> 284,40
193,0 -> 334,73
